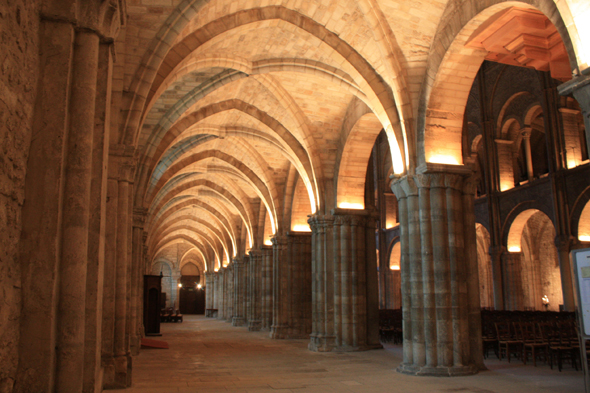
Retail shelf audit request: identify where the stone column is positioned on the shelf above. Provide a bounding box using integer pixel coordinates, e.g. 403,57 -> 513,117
130,210 -> 146,357
489,246 -> 504,310
502,250 -> 524,311
226,263 -> 234,323
248,251 -> 262,331
101,178 -> 118,387
308,215 -> 336,351
232,259 -> 246,326
83,41 -> 112,393
213,272 -> 219,311
308,211 -> 380,352
557,71 -> 590,160
521,129 -> 534,181
391,164 -> 483,376
555,235 -> 575,311
261,246 -> 273,330
287,233 -> 313,338
43,28 -> 101,393
113,155 -> 134,388
217,269 -> 225,320
205,273 -> 214,315
271,236 -> 289,338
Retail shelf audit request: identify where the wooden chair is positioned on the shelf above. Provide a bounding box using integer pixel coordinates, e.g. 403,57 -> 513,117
495,322 -> 522,362
520,322 -> 547,366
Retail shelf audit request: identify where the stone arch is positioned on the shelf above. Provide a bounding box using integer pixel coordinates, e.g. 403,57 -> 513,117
151,213 -> 233,262
475,224 -> 493,308
571,186 -> 590,242
502,201 -> 554,247
290,175 -> 312,232
419,0 -> 579,167
154,233 -> 222,271
335,111 -> 383,209
180,262 -> 201,276
149,198 -> 239,260
388,240 -> 401,271
123,5 -> 408,174
180,248 -> 208,273
149,178 -> 256,247
149,149 -> 279,233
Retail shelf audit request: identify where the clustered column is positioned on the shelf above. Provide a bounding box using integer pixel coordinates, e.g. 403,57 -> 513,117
232,258 -> 246,326
247,251 -> 262,331
205,272 -> 214,315
308,210 -> 380,352
271,236 -> 289,338
286,233 -> 313,338
391,164 -> 484,376
260,246 -> 274,330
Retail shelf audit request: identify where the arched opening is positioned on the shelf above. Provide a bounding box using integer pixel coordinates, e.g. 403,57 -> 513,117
179,262 -> 205,315
506,210 -> 563,311
385,241 -> 401,310
476,224 -> 493,309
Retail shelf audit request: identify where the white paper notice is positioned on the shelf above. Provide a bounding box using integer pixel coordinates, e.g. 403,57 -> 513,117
575,249 -> 590,336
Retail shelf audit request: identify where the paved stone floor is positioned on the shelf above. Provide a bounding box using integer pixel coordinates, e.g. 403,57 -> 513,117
127,315 -> 584,393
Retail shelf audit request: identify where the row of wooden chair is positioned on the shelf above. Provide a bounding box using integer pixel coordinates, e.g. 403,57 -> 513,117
160,308 -> 183,323
494,320 -> 581,371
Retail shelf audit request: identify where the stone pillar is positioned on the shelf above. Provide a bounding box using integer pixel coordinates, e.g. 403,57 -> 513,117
130,211 -> 146,357
502,250 -> 524,311
521,129 -> 534,181
555,235 -> 575,311
205,273 -> 214,315
225,263 -> 234,323
217,269 -> 225,320
248,251 -> 262,331
308,210 -> 380,352
308,215 -> 336,351
83,41 -> 112,393
557,71 -> 590,159
232,259 -> 246,326
286,233 -> 313,338
213,273 -> 219,311
391,164 -> 483,376
101,178 -> 118,387
489,246 -> 504,310
113,155 -> 134,388
261,246 -> 273,330
271,236 -> 289,338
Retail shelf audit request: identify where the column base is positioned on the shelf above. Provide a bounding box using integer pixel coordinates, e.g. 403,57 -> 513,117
101,356 -> 116,389
232,317 -> 245,326
130,335 -> 141,356
105,354 -> 132,389
225,317 -> 233,323
248,320 -> 262,331
396,362 -> 478,377
270,325 -> 289,339
308,334 -> 336,352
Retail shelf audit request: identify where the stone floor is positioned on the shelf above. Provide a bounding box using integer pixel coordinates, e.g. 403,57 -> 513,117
127,315 -> 584,393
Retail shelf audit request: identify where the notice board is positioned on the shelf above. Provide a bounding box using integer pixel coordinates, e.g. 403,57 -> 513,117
573,248 -> 590,336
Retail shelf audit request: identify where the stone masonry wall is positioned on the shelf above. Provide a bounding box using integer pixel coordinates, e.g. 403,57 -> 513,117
0,0 -> 39,391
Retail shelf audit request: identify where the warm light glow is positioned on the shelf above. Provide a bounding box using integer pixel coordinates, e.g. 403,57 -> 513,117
338,202 -> 364,210
542,295 -> 549,305
567,160 -> 578,169
580,235 -> 590,242
574,9 -> 590,68
390,265 -> 400,271
214,268 -> 219,272
264,239 -> 273,246
428,155 -> 460,165
197,284 -> 202,289
178,283 -> 182,288
508,246 -> 521,253
500,182 -> 513,192
385,221 -> 396,229
386,124 -> 405,174
292,224 -> 311,232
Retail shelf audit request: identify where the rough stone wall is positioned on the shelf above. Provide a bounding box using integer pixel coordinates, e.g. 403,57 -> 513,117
0,1 -> 39,391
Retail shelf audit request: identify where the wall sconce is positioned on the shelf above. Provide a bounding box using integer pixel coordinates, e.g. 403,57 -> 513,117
542,295 -> 549,310
197,284 -> 202,290
178,283 -> 182,288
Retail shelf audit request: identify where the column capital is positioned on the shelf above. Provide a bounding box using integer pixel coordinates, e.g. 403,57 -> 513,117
133,207 -> 147,228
